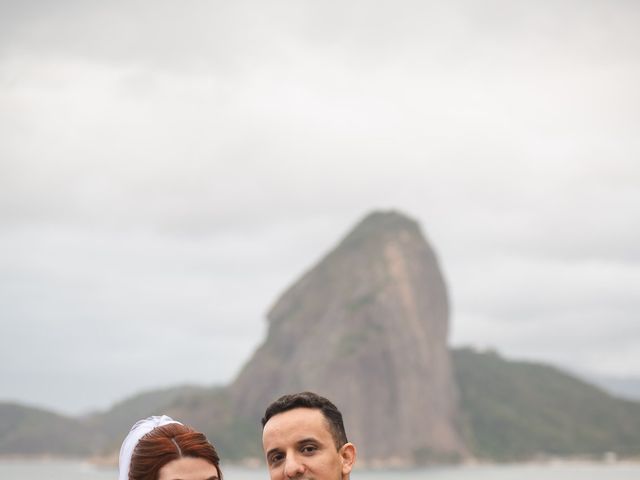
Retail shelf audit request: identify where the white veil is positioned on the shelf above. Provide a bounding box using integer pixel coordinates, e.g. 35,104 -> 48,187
118,415 -> 182,480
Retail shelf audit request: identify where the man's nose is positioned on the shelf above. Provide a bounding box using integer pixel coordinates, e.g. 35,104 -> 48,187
284,454 -> 305,479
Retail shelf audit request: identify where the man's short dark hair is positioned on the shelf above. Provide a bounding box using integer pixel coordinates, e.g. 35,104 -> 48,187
261,391 -> 348,449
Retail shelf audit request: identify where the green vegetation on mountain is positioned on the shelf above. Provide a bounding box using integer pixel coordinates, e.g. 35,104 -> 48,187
453,347 -> 640,461
0,403 -> 103,456
90,384 -> 211,453
88,385 -> 260,461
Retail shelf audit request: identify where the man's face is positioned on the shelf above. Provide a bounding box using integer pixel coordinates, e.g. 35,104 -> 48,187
262,408 -> 356,480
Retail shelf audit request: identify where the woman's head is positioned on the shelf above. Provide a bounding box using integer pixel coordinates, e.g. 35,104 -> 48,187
119,416 -> 221,480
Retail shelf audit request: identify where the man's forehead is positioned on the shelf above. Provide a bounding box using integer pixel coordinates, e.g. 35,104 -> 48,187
262,408 -> 332,442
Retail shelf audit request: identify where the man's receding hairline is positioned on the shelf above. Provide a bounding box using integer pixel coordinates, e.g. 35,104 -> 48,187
263,405 -> 325,427
263,406 -> 343,450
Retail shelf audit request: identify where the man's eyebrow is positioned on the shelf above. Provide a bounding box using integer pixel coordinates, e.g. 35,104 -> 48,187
296,437 -> 319,445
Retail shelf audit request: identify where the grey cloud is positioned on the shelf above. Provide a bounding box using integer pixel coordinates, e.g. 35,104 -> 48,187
1,0 -> 639,413
3,1 -> 640,71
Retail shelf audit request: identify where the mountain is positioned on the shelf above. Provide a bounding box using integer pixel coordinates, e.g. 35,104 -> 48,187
90,384 -> 211,452
2,209 -> 640,464
230,211 -> 467,464
0,402 -> 104,456
453,348 -> 640,461
93,385 -> 259,461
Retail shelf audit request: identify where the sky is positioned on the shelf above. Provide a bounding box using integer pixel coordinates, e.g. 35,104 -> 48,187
1,0 -> 639,415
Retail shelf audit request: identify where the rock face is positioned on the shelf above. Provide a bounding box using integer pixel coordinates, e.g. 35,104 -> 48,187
231,210 -> 467,464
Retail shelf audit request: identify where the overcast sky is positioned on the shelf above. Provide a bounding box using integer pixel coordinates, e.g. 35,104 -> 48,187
1,0 -> 639,415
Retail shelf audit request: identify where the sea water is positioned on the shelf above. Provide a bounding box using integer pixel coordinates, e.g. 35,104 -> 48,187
1,461 -> 640,480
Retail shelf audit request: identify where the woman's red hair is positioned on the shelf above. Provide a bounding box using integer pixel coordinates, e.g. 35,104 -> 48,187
128,423 -> 221,480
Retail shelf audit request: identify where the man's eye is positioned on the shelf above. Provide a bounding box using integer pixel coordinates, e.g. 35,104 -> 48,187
301,445 -> 317,454
269,453 -> 284,465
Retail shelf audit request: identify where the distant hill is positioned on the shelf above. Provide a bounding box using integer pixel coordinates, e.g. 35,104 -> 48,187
453,348 -> 640,461
2,210 -> 640,464
0,402 -> 104,456
92,385 -> 259,461
90,384 -> 211,453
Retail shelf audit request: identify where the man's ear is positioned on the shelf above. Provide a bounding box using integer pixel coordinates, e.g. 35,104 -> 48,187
339,442 -> 356,476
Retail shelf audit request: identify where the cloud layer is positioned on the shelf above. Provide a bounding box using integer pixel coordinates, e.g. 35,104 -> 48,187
1,0 -> 639,414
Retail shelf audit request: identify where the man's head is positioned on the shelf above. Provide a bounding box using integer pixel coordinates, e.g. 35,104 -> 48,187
261,392 -> 356,480
261,392 -> 348,449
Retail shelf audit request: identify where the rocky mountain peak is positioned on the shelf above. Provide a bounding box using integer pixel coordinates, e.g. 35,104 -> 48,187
337,209 -> 421,246
231,210 -> 467,464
